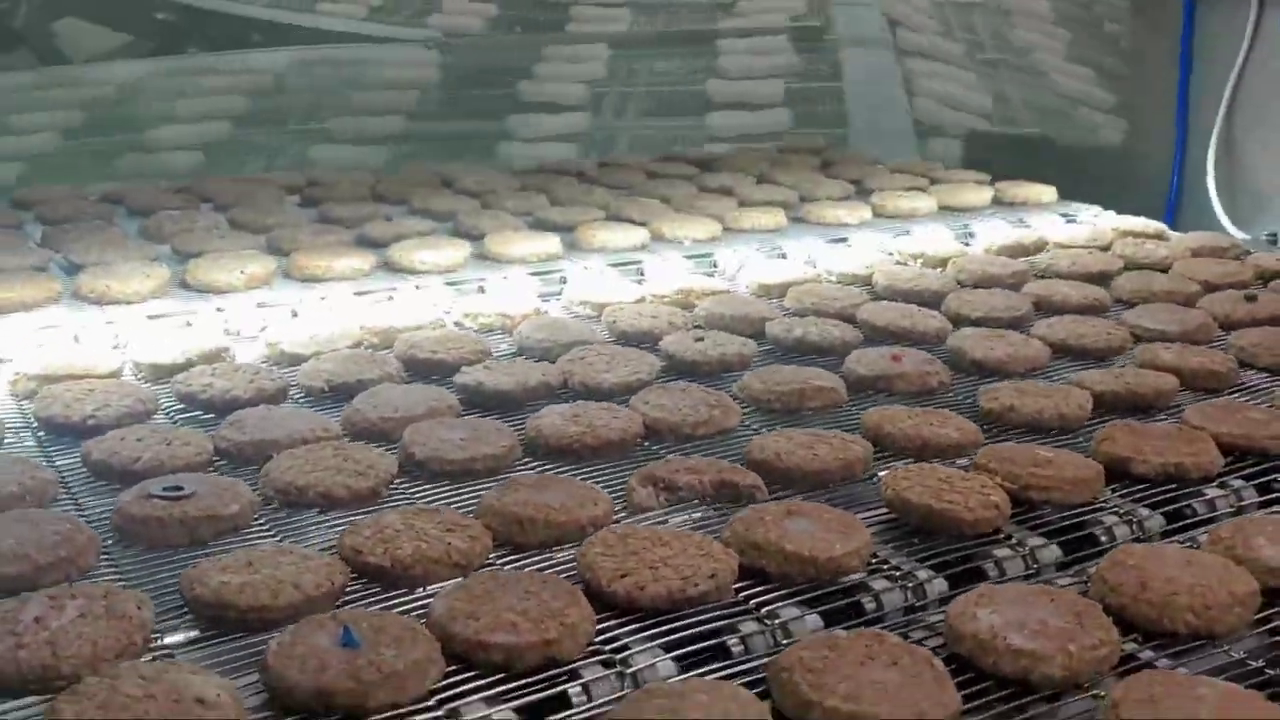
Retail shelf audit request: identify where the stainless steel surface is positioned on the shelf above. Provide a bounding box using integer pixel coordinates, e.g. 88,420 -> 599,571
0,190 -> 1276,719
1181,0 -> 1280,235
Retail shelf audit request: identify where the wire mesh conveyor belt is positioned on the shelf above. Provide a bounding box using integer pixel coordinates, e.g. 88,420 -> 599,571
0,201 -> 1277,720
0,196 -> 1096,342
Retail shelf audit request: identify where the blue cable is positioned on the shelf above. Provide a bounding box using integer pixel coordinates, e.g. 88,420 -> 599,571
1166,0 -> 1198,227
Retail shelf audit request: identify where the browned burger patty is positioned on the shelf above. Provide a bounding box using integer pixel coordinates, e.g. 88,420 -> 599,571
475,474 -> 614,550
766,629 -> 962,720
425,570 -> 595,673
46,660 -> 246,720
1180,399 -> 1280,456
1091,420 -> 1224,483
1104,669 -> 1280,720
742,428 -> 874,490
972,443 -> 1105,506
576,525 -> 738,612
1088,543 -> 1261,638
262,609 -> 446,717
1201,514 -> 1280,589
881,463 -> 1011,536
603,679 -> 771,720
626,456 -> 768,514
944,582 -> 1121,690
721,501 -> 873,585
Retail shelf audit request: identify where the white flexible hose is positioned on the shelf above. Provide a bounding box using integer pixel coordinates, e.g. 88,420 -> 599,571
1206,0 -> 1262,239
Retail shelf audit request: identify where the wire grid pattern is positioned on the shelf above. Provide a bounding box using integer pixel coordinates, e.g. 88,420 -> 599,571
0,189 -> 1099,350
1,206 -> 1278,719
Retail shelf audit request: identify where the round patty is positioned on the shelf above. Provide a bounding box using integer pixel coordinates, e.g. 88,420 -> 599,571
1088,543 -> 1261,638
476,473 -> 615,550
871,265 -> 958,307
1029,315 -> 1133,359
0,583 -> 154,694
856,301 -> 954,345
426,570 -> 595,673
513,316 -> 603,361
1171,257 -> 1257,291
1196,289 -> 1280,329
946,327 -> 1052,376
263,608 -> 446,717
0,454 -> 60,511
31,379 -> 159,437
0,270 -> 62,313
692,294 -> 782,338
1104,669 -> 1280,720
972,443 -> 1106,506
525,401 -> 645,459
80,424 -> 214,486
659,329 -> 758,376
941,288 -> 1035,328
945,254 -> 1032,289
139,209 -> 229,243
184,250 -> 279,293
212,405 -> 343,466
601,302 -> 694,345
555,344 -> 661,399
179,543 -> 350,630
111,473 -> 259,548
765,316 -> 864,358
743,428 -> 874,490
626,456 -> 768,514
627,382 -> 742,442
1040,248 -> 1124,284
767,629 -> 962,720
1180,399 -> 1280,456
341,382 -> 461,443
260,441 -> 397,509
841,346 -> 952,395
1068,367 -> 1181,412
338,505 -> 492,588
71,261 -> 171,305
1091,420 -> 1224,483
393,329 -> 492,376
881,463 -> 1012,536
1132,342 -> 1239,392
170,362 -> 290,414
861,406 -> 984,460
976,380 -> 1094,432
1228,326 -> 1280,371
452,358 -> 564,409
722,500 -> 873,585
1021,278 -> 1113,315
576,524 -> 738,612
1120,302 -> 1220,345
1110,269 -> 1205,306
399,417 -> 521,480
0,508 -> 101,594
946,582 -> 1120,690
1172,231 -> 1249,260
296,349 -> 407,398
46,660 -> 245,720
1109,236 -> 1189,271
604,679 -> 770,720
1202,515 -> 1280,590
782,282 -> 871,322
733,365 -> 848,413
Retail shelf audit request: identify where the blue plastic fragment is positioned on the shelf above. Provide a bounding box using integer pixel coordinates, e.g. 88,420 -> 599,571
339,623 -> 361,649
